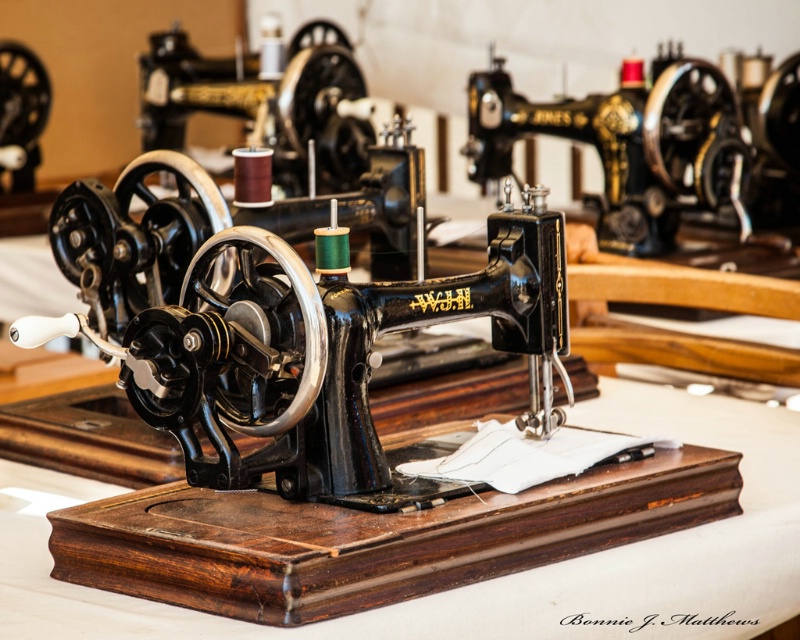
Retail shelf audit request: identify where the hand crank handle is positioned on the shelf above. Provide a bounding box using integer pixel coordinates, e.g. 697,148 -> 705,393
336,97 -> 374,121
9,313 -> 127,360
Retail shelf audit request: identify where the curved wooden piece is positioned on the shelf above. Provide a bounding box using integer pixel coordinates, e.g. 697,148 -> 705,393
571,319 -> 800,387
568,263 -> 800,321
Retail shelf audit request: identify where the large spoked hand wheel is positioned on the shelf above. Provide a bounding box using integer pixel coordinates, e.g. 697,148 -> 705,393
277,44 -> 370,160
287,20 -> 353,59
112,150 -> 233,316
173,226 -> 328,439
643,59 -> 743,198
758,52 -> 800,173
0,41 -> 51,146
49,150 -> 232,343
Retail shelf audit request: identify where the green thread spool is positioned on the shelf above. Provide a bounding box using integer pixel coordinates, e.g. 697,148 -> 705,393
315,227 -> 351,274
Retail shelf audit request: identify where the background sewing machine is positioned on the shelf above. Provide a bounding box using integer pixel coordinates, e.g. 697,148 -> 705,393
0,40 -> 51,196
462,44 -> 751,257
138,19 -> 375,196
723,48 -> 800,236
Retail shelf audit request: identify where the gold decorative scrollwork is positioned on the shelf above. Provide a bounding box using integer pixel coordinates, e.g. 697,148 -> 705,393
409,288 -> 474,313
593,95 -> 639,204
170,82 -> 276,119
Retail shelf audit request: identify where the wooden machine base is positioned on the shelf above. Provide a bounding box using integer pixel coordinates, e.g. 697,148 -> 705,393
0,190 -> 56,237
47,437 -> 743,626
0,356 -> 598,487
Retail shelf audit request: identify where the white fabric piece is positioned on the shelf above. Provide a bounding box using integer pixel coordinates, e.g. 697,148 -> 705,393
397,419 -> 681,494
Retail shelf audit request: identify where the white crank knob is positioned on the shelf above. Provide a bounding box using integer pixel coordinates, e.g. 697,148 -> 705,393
9,314 -> 82,349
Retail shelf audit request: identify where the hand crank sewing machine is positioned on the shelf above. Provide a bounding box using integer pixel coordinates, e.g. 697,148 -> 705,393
726,48 -> 800,232
462,43 -> 752,256
14,184 -> 574,504
0,40 -> 51,194
0,121 -> 596,486
11,184 -> 742,626
138,19 -> 375,195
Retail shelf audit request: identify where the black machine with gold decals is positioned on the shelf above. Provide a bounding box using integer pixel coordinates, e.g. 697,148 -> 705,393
137,20 -> 375,196
463,45 -> 751,256
12,184 -> 571,511
726,48 -> 800,231
0,40 -> 51,194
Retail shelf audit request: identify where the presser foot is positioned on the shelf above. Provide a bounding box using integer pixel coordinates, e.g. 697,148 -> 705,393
514,406 -> 568,440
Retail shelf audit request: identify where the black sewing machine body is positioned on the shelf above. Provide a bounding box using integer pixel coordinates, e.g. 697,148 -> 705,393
138,23 -> 375,196
0,40 -> 51,193
735,51 -> 800,232
464,50 -> 749,256
109,195 -> 567,510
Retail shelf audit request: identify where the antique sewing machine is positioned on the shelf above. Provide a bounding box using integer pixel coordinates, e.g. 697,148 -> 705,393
0,127 -> 596,485
138,19 -> 375,195
0,40 -> 51,195
462,43 -> 751,256
10,185 -> 741,626
724,48 -> 800,233
14,183 -> 572,499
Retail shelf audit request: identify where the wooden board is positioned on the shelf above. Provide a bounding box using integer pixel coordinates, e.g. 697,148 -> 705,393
0,191 -> 55,237
47,439 -> 743,626
0,355 -> 599,487
429,225 -> 800,323
0,341 -> 119,405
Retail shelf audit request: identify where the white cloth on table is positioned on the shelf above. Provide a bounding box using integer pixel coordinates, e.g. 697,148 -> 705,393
397,419 -> 681,494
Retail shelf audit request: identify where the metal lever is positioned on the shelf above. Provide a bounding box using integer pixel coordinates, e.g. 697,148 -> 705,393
729,153 -> 752,244
8,313 -> 172,395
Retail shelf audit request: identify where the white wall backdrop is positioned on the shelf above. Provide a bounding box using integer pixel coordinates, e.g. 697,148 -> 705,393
246,0 -> 800,206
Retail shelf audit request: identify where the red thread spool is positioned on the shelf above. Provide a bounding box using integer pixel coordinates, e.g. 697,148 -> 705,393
232,147 -> 274,208
620,58 -> 645,88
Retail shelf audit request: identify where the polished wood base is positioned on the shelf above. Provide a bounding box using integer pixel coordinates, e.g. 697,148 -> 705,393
47,438 -> 743,626
0,356 -> 599,487
0,190 -> 56,237
0,340 -> 118,405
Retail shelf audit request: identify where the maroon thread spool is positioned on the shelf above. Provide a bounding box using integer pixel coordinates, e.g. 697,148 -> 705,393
232,147 -> 274,208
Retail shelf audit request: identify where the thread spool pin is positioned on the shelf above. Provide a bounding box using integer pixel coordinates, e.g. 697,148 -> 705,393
530,184 -> 550,215
314,198 -> 351,275
380,123 -> 391,146
503,178 -> 514,211
521,183 -> 533,212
